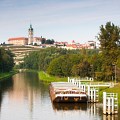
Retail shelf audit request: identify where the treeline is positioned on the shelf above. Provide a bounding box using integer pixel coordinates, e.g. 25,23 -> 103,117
19,47 -> 102,79
19,22 -> 120,81
0,48 -> 14,73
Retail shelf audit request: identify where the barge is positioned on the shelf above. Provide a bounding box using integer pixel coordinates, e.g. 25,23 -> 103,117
49,82 -> 88,103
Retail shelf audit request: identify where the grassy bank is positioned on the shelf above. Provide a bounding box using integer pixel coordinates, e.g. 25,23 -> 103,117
38,71 -> 67,82
0,71 -> 18,81
99,83 -> 120,106
38,71 -> 120,105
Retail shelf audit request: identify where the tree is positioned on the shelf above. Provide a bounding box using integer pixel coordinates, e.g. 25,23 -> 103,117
47,58 -> 63,76
97,22 -> 120,80
72,61 -> 91,78
45,39 -> 54,44
47,54 -> 83,77
41,38 -> 46,44
0,48 -> 14,73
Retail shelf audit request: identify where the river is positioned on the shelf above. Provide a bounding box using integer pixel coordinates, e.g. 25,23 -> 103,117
0,72 -> 119,120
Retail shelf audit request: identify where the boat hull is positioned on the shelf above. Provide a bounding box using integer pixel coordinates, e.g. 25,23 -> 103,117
52,96 -> 88,103
49,83 -> 88,103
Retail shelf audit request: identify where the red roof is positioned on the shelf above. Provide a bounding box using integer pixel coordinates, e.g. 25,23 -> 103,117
8,37 -> 28,41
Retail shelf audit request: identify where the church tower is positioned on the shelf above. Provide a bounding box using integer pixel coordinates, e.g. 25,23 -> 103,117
28,24 -> 33,45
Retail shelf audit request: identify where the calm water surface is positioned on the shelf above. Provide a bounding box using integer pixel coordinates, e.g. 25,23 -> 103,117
0,72 -> 119,120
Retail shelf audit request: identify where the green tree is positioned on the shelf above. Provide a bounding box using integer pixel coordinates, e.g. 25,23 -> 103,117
45,39 -> 54,44
47,58 -> 63,76
72,61 -> 91,78
41,38 -> 46,44
97,22 -> 120,80
0,48 -> 14,72
47,54 -> 83,77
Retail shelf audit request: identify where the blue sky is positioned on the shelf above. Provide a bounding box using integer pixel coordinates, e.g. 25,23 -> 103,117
0,0 -> 120,44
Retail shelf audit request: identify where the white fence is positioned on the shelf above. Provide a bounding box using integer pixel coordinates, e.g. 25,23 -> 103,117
68,77 -> 99,102
68,77 -> 113,87
87,86 -> 99,103
103,92 -> 118,115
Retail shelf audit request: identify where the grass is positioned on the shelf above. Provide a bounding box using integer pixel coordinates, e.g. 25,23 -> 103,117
38,71 -> 67,82
99,83 -> 120,106
38,71 -> 120,105
0,70 -> 18,81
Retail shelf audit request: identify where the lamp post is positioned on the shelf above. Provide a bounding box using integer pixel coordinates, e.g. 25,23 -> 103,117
112,64 -> 117,83
113,64 -> 117,83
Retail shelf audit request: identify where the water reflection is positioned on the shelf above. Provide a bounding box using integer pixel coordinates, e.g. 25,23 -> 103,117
52,98 -> 119,120
103,114 -> 119,120
0,77 -> 13,111
87,103 -> 100,116
0,72 -> 119,120
52,103 -> 87,111
10,72 -> 49,112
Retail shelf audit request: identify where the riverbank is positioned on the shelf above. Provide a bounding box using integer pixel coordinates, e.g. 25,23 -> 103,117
38,71 -> 120,105
38,71 -> 67,82
99,83 -> 120,106
0,71 -> 18,81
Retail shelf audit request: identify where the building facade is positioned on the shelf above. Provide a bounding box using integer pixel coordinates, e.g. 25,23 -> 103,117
8,24 -> 44,46
8,37 -> 28,45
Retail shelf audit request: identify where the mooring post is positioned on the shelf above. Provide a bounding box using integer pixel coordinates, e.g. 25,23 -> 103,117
72,78 -> 74,84
83,85 -> 86,92
87,85 -> 90,102
108,97 -> 111,114
93,88 -> 96,102
103,92 -> 118,115
103,92 -> 106,114
111,97 -> 114,114
68,77 -> 70,82
78,81 -> 80,88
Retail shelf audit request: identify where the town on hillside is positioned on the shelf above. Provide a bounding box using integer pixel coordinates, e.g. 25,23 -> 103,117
5,24 -> 96,50
0,25 -> 97,65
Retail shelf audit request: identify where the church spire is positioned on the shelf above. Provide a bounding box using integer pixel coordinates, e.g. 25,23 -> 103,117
28,24 -> 34,45
29,24 -> 33,31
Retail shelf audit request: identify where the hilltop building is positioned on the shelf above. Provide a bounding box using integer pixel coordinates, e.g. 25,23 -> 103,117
55,40 -> 96,50
8,37 -> 28,45
8,24 -> 44,45
28,24 -> 34,45
7,24 -> 96,49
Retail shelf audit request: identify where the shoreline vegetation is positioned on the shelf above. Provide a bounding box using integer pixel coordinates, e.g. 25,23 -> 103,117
38,71 -> 120,105
0,70 -> 18,81
99,83 -> 120,106
38,71 -> 67,82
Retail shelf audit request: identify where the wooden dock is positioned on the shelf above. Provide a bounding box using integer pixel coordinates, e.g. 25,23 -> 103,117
49,77 -> 119,115
49,82 -> 88,103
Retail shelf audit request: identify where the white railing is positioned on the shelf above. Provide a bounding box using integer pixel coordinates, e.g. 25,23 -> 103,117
68,77 -> 114,88
68,77 -> 93,82
103,92 -> 118,115
87,86 -> 99,103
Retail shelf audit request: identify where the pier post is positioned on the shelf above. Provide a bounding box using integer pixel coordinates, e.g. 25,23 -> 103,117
91,89 -> 93,102
87,85 -> 90,102
111,97 -> 114,114
103,92 -> 106,114
93,88 -> 96,102
87,86 -> 99,103
68,77 -> 70,82
103,92 -> 118,115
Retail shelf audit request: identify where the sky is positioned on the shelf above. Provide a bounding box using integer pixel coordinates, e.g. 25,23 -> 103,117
0,0 -> 120,44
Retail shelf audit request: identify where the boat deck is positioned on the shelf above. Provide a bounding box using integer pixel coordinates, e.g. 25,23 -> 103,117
49,82 -> 88,103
